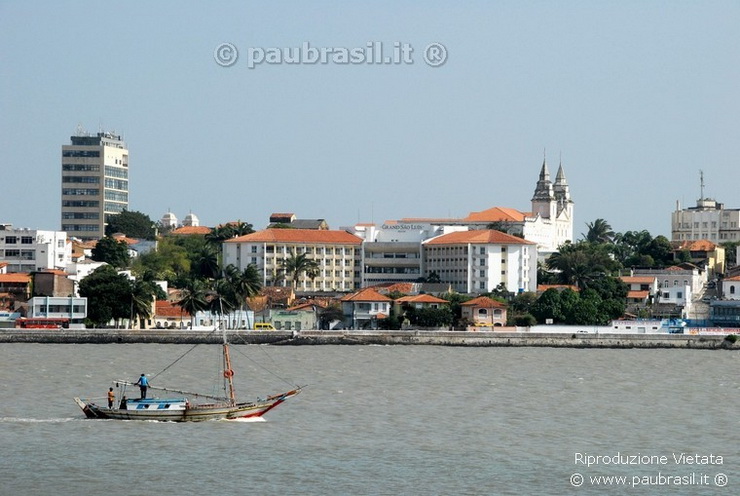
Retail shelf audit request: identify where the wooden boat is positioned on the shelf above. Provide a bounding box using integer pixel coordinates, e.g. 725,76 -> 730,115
74,331 -> 302,422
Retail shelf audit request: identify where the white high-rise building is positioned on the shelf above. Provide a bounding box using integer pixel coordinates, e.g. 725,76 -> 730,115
61,131 -> 129,240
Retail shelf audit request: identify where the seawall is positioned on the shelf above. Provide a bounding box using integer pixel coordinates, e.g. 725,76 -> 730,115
0,329 -> 737,349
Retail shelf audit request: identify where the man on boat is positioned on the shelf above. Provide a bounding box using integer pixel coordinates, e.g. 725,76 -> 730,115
107,387 -> 115,408
134,373 -> 149,399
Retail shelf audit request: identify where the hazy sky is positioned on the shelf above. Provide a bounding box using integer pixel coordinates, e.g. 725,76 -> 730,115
2,1 -> 738,238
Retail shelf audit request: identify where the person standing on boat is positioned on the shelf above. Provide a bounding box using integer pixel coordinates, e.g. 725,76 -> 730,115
107,387 -> 115,408
134,373 -> 149,399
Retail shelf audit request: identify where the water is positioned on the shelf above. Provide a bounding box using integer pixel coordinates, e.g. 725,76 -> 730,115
0,344 -> 737,495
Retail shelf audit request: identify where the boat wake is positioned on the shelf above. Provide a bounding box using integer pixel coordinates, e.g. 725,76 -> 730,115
0,417 -> 80,423
225,417 -> 266,423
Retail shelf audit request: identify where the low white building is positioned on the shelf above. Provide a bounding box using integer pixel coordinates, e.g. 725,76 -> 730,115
0,225 -> 70,272
422,230 -> 537,294
722,275 -> 740,300
28,296 -> 87,321
633,264 -> 706,307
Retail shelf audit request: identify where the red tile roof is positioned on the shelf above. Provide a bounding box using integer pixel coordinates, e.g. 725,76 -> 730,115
463,206 -> 526,223
227,229 -> 362,245
620,276 -> 656,284
340,288 -> 393,302
725,275 -> 740,282
460,296 -> 506,308
373,282 -> 415,294
425,230 -> 534,245
396,294 -> 448,304
0,274 -> 31,283
627,290 -> 650,299
170,226 -> 212,235
155,300 -> 189,318
674,239 -> 717,252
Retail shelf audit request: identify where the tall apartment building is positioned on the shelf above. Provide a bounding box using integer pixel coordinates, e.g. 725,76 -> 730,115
61,131 -> 129,240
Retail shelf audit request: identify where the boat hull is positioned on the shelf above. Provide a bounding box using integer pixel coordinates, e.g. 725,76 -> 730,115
74,389 -> 300,422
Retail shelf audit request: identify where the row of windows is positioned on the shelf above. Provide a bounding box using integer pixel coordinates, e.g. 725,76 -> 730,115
1,236 -> 34,245
104,202 -> 127,213
63,176 -> 100,183
0,249 -> 35,260
367,252 -> 420,259
33,305 -> 86,313
62,224 -> 100,232
261,246 -> 356,255
104,191 -> 128,202
364,267 -> 420,274
104,178 -> 128,190
63,200 -> 99,207
62,212 -> 100,220
104,166 -> 128,179
63,164 -> 100,172
63,188 -> 99,196
62,150 -> 100,157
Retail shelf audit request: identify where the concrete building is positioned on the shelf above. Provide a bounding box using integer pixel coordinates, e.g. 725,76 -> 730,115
423,230 -> 537,294
460,296 -> 508,327
340,288 -> 392,329
671,198 -> 740,244
223,229 -> 364,292
0,225 -> 70,272
722,275 -> 740,300
27,296 -> 87,322
61,131 -> 129,240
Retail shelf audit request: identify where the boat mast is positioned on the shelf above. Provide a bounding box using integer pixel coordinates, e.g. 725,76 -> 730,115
222,329 -> 237,405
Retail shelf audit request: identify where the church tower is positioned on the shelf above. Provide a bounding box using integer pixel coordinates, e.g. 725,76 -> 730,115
531,158 -> 557,220
553,161 -> 573,218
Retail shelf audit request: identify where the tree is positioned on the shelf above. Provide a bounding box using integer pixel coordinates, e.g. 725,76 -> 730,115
280,253 -> 320,288
79,265 -> 132,327
194,246 -> 220,280
131,236 -> 191,283
223,264 -> 262,324
530,288 -> 564,323
208,279 -> 237,328
105,210 -> 157,240
130,279 -> 157,328
583,219 -> 615,244
91,236 -> 130,268
175,278 -> 208,328
319,304 -> 345,329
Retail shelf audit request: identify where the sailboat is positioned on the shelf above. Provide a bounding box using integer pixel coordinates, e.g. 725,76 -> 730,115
74,330 -> 302,422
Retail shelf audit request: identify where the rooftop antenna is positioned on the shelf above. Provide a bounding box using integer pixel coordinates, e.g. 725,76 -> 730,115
700,170 -> 705,200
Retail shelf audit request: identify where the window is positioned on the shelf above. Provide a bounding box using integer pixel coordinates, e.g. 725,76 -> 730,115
5,236 -> 17,244
677,292 -> 683,299
479,270 -> 485,277
251,246 -> 257,253
731,286 -> 736,295
21,236 -> 33,244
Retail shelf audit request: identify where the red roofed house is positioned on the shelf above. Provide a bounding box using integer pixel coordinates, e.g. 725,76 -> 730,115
223,229 -> 363,292
423,230 -> 537,294
620,276 -> 658,305
672,239 -> 725,276
340,288 -> 392,329
154,300 -> 189,329
460,296 -> 507,327
722,275 -> 740,301
0,273 -> 32,301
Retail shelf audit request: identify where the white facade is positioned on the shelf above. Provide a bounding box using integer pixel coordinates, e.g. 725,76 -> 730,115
722,276 -> 740,301
672,198 -> 740,243
61,131 -> 129,240
423,231 -> 538,294
28,296 -> 87,320
528,160 -> 574,255
0,225 -> 70,272
353,222 -> 467,286
633,266 -> 707,307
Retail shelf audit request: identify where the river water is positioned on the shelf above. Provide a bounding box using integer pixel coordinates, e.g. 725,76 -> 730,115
0,344 -> 737,495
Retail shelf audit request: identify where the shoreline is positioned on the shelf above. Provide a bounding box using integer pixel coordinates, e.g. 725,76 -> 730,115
0,329 -> 737,349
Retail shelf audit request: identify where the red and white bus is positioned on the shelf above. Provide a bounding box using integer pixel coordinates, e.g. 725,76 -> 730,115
15,317 -> 70,329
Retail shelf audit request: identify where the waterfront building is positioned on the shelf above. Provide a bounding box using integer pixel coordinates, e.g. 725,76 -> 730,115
61,131 -> 129,240
340,287 -> 392,329
422,230 -> 537,294
460,296 -> 508,327
27,296 -> 87,322
223,228 -> 364,291
0,224 -> 70,272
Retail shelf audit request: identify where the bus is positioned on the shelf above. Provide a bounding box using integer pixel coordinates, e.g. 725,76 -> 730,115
15,317 -> 70,329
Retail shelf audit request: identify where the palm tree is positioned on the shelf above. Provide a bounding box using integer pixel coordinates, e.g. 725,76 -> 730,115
223,264 -> 262,327
280,253 -> 320,289
208,278 -> 237,329
195,246 -> 220,280
130,280 -> 155,329
175,278 -> 208,328
583,219 -> 615,244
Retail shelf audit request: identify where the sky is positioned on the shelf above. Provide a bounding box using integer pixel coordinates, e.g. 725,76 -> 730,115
1,1 -> 739,239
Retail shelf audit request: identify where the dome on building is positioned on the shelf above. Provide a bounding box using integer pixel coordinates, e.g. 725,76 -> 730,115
160,211 -> 178,228
183,212 -> 200,227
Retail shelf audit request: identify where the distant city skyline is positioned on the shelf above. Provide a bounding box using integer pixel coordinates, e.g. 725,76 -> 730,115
2,2 -> 738,238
